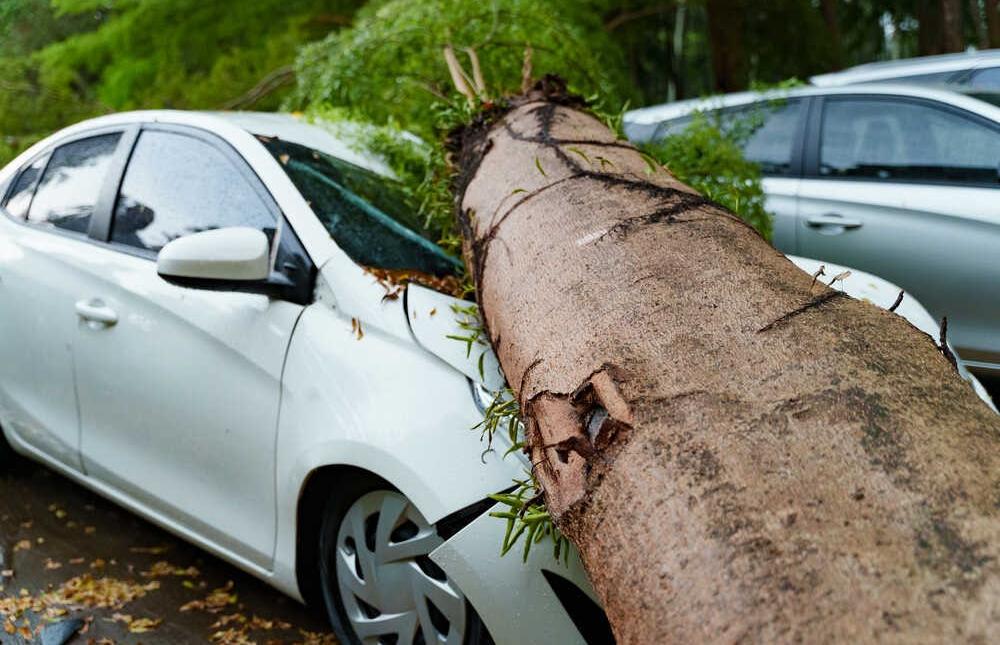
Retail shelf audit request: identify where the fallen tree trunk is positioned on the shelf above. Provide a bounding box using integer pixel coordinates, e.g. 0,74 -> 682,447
452,78 -> 1000,643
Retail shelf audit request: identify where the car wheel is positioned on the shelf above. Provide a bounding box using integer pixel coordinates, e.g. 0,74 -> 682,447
319,475 -> 492,645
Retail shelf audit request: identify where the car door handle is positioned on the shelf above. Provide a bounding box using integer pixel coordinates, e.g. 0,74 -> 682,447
75,299 -> 118,326
806,214 -> 863,230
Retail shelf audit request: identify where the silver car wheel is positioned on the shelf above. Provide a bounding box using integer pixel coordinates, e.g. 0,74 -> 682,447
335,490 -> 468,645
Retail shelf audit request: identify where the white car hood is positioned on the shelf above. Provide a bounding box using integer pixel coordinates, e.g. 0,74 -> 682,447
405,284 -> 506,392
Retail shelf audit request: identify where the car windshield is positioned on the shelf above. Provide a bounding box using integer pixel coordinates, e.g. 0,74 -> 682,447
262,137 -> 461,278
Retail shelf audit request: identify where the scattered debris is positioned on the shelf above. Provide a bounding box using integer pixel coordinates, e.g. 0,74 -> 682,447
888,290 -> 904,313
140,561 -> 200,578
180,581 -> 237,614
809,264 -> 826,290
112,613 -> 162,633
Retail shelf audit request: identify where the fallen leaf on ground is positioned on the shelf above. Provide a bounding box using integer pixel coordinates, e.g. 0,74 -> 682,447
112,613 -> 162,634
209,613 -> 246,629
13,539 -> 31,551
45,558 -> 62,570
180,581 -> 237,613
296,629 -> 338,645
253,615 -> 292,631
140,561 -> 199,578
209,627 -> 256,644
44,574 -> 159,610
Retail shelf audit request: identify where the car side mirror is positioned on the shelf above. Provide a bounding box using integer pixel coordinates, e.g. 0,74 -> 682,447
157,227 -> 270,285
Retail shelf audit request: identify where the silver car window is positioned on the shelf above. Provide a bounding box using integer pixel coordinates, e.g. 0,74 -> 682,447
820,98 -> 1000,185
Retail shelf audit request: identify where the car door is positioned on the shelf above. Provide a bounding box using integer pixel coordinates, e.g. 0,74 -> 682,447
72,124 -> 308,567
725,98 -> 808,253
0,130 -> 127,470
797,95 -> 1000,371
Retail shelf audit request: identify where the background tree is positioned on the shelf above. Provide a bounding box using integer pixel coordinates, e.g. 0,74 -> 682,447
0,0 -> 363,163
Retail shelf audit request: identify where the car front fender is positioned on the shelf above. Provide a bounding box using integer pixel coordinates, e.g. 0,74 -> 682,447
269,295 -> 519,599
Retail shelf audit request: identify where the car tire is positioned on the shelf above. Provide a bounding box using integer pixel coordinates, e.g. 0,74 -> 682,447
318,473 -> 493,645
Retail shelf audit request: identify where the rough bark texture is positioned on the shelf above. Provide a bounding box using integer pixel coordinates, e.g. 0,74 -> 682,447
820,0 -> 843,69
986,0 -> 1000,48
453,79 -> 1000,643
940,0 -> 966,52
705,0 -> 747,93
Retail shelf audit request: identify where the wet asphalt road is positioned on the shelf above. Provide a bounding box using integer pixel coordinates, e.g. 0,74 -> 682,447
0,457 -> 335,644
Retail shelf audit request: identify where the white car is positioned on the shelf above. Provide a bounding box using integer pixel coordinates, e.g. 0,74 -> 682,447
0,111 -> 606,645
625,83 -> 1000,379
810,49 -> 1000,90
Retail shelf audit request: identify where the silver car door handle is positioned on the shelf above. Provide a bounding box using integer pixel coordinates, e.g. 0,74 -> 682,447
75,299 -> 118,326
806,215 -> 863,229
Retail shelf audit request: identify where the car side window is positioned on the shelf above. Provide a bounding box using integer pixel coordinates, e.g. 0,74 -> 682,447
111,130 -> 275,254
653,100 -> 803,176
3,154 -> 50,220
820,98 -> 1000,185
722,100 -> 803,175
26,134 -> 122,235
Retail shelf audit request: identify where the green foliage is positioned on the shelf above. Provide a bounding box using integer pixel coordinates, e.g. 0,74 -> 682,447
290,0 -> 634,140
641,112 -> 772,240
290,0 -> 637,259
0,0 -> 363,166
35,0 -> 360,112
300,102 -> 475,256
490,477 -> 569,564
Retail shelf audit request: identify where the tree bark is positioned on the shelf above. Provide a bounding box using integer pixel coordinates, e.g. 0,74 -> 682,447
820,0 -> 843,69
705,0 -> 747,92
918,0 -> 944,55
986,0 -> 1000,47
452,80 -> 1000,643
941,0 -> 966,52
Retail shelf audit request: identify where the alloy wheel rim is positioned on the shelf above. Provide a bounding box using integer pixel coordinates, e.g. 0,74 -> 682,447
334,490 -> 468,645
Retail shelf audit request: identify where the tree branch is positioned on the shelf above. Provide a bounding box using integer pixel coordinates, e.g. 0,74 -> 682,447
605,4 -> 675,31
219,65 -> 295,110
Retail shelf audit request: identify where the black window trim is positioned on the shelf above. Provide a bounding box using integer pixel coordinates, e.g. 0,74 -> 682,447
802,93 -> 1000,189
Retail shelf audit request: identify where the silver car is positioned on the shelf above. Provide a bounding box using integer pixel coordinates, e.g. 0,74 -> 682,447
810,49 -> 1000,91
625,84 -> 1000,377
